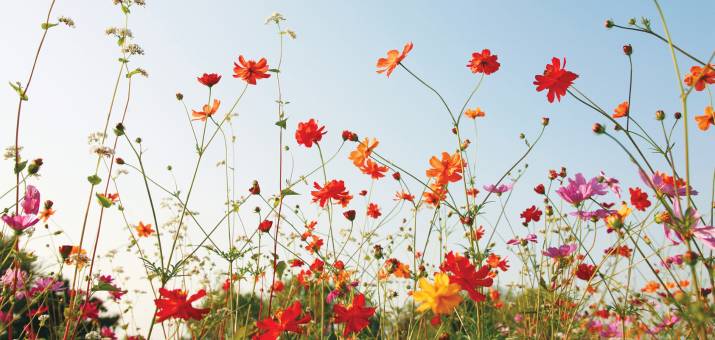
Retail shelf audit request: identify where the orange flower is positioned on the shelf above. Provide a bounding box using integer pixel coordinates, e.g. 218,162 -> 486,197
695,106 -> 714,131
366,203 -> 381,219
192,99 -> 221,121
422,184 -> 447,207
394,191 -> 415,202
394,262 -> 411,279
464,107 -> 485,119
359,159 -> 388,179
426,152 -> 464,186
232,56 -> 270,85
612,101 -> 629,118
376,42 -> 413,77
640,281 -> 660,293
305,235 -> 324,254
348,138 -> 379,168
39,208 -> 55,222
135,221 -> 154,237
684,64 -> 715,91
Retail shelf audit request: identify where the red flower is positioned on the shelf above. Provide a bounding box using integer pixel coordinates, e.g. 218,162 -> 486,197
290,259 -> 304,267
534,184 -> 545,195
80,301 -> 99,320
467,49 -> 500,75
311,180 -> 353,208
684,64 -> 715,91
254,301 -> 311,340
295,119 -> 326,148
310,258 -> 325,272
575,263 -> 596,281
258,220 -> 273,233
333,293 -> 376,336
271,281 -> 284,293
520,205 -> 542,224
341,130 -> 357,141
233,56 -> 270,85
359,159 -> 388,179
440,251 -> 493,302
197,73 -> 221,87
154,288 -> 209,323
629,187 -> 651,212
366,203 -> 381,219
533,57 -> 579,103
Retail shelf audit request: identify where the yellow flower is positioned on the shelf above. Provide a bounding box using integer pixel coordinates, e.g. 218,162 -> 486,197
413,272 -> 462,315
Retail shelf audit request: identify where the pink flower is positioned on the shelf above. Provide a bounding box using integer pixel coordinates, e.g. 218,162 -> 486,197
483,183 -> 513,195
22,185 -> 40,215
542,243 -> 577,258
663,200 -> 715,249
639,169 -> 698,198
598,171 -> 621,198
507,234 -> 537,246
1,214 -> 39,232
556,173 -> 607,206
569,209 -> 614,221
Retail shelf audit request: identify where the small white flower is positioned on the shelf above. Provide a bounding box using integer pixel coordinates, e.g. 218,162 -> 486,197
265,12 -> 285,24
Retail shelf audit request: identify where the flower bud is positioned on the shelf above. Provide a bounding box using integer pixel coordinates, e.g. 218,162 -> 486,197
623,44 -> 632,56
258,220 -> 273,233
114,123 -> 125,136
249,180 -> 260,195
343,209 -> 356,221
541,117 -> 550,126
176,92 -> 183,100
115,157 -> 125,165
655,110 -> 665,121
341,130 -> 357,142
27,158 -> 43,175
534,184 -> 545,195
592,123 -> 605,134
674,112 -> 682,120
605,19 -> 614,28
392,172 -> 401,181
628,18 -> 636,25
683,251 -> 698,266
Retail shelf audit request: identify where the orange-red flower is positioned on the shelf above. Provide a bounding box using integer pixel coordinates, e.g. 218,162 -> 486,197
255,301 -> 311,340
348,138 -> 379,168
154,288 -> 209,323
394,191 -> 415,202
295,119 -> 326,148
533,57 -> 579,103
486,253 -> 509,272
440,252 -> 493,302
467,49 -> 500,75
640,281 -> 660,293
197,73 -> 221,87
366,203 -> 381,219
359,159 -> 388,179
575,263 -> 596,281
422,184 -> 447,207
305,235 -> 324,254
135,221 -> 154,237
192,99 -> 221,121
426,152 -> 464,186
376,42 -> 413,77
629,187 -> 651,211
233,56 -> 270,85
464,107 -> 485,119
332,293 -> 376,337
311,180 -> 352,208
612,101 -> 629,118
684,64 -> 715,91
695,106 -> 714,131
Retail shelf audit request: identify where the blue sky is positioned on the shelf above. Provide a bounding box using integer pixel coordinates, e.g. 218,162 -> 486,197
1,0 -> 714,334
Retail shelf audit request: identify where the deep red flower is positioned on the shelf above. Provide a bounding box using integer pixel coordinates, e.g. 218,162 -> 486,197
360,159 -> 388,179
290,259 -> 304,267
520,205 -> 542,224
197,73 -> 221,87
533,57 -> 579,103
575,263 -> 596,281
81,301 -> 100,320
341,130 -> 357,141
534,184 -> 545,195
629,187 -> 651,212
271,281 -> 284,293
366,203 -> 381,219
233,56 -> 270,85
333,293 -> 376,336
311,180 -> 353,208
258,220 -> 273,233
467,49 -> 500,75
254,301 -> 311,340
439,251 -> 493,302
310,259 -> 325,272
154,288 -> 209,323
295,119 -> 326,148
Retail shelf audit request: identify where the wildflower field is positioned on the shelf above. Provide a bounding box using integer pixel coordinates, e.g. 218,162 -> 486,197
2,1 -> 715,339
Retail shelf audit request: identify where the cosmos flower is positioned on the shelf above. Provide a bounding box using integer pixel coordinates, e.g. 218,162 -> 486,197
439,252 -> 493,302
376,42 -> 413,77
467,49 -> 500,75
542,243 -> 577,259
638,170 -> 697,197
254,301 -> 311,340
295,119 -> 326,148
233,56 -> 271,85
684,64 -> 715,91
556,173 -> 608,206
413,273 -> 462,315
311,180 -> 353,208
154,288 -> 210,322
533,57 -> 578,103
197,73 -> 221,87
426,152 -> 464,186
332,293 -> 376,336
191,99 -> 221,122
695,106 -> 714,131
483,183 -> 513,195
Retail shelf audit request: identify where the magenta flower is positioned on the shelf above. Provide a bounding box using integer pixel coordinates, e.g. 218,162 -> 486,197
542,243 -> 577,258
30,277 -> 64,296
1,214 -> 39,232
570,209 -> 614,221
556,173 -> 608,206
639,169 -> 697,197
598,171 -> 621,198
21,185 -> 40,215
507,234 -> 537,246
483,183 -> 513,195
663,200 -> 715,249
326,289 -> 342,304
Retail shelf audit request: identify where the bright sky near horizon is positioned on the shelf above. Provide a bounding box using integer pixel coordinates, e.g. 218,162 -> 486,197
1,0 -> 714,336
